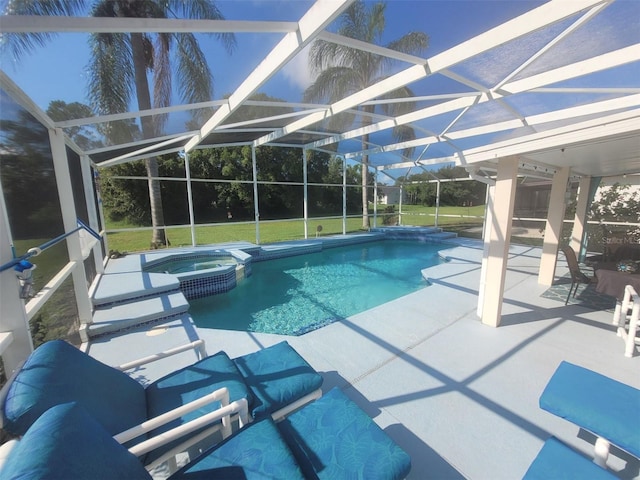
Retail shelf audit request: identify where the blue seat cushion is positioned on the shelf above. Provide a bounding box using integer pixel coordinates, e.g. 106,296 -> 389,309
2,340 -> 147,437
523,437 -> 617,480
1,402 -> 151,480
540,361 -> 640,458
277,388 -> 411,480
144,351 -> 252,462
233,341 -> 323,418
171,418 -> 304,480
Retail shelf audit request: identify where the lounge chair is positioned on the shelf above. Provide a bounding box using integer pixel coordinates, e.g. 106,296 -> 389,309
0,387 -> 412,480
1,339 -> 322,469
539,361 -> 640,467
523,437 -> 617,480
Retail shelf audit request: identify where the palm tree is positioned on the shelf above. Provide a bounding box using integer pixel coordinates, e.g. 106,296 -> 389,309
304,1 -> 428,228
2,0 -> 235,246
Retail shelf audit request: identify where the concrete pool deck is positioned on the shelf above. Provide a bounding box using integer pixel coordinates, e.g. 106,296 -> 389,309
86,237 -> 640,479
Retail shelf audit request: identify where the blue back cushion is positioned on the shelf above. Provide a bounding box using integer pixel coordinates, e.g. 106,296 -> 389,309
3,340 -> 147,437
1,402 -> 150,480
277,387 -> 411,480
144,351 -> 252,462
171,418 -> 304,480
233,341 -> 323,418
540,361 -> 640,458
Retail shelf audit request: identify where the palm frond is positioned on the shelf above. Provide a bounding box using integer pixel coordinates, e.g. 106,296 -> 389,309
338,1 -> 366,40
175,33 -> 214,113
303,66 -> 360,103
0,0 -> 86,58
386,32 -> 429,55
366,2 -> 386,43
166,0 -> 236,53
87,32 -> 133,116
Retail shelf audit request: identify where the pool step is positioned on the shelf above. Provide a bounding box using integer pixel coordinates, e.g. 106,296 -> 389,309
371,226 -> 457,241
428,231 -> 458,240
88,291 -> 189,338
91,272 -> 181,308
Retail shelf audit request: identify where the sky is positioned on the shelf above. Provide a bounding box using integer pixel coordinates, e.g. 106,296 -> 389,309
0,1 -> 545,114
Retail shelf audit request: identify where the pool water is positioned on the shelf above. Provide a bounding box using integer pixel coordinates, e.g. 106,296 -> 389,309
189,240 -> 445,335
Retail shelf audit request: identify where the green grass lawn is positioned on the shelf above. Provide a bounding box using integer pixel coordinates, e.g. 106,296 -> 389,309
106,217 -> 370,253
104,204 -> 487,253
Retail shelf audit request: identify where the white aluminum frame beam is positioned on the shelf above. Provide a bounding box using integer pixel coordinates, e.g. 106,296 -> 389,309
310,44 -> 639,154
0,16 -> 298,34
184,0 -> 355,153
374,101 -> 640,171
257,0 -> 606,148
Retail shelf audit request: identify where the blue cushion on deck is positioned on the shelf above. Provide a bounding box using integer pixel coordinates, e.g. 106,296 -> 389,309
277,387 -> 412,480
2,340 -> 147,438
144,351 -> 252,462
539,361 -> 640,458
233,341 -> 323,418
171,418 -> 304,480
1,402 -> 150,480
523,437 -> 617,480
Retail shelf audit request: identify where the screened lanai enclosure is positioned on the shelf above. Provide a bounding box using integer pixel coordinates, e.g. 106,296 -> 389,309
1,0 -> 639,379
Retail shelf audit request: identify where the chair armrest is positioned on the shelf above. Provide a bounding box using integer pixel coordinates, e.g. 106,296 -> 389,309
115,339 -> 208,371
113,386 -> 240,445
127,397 -> 249,458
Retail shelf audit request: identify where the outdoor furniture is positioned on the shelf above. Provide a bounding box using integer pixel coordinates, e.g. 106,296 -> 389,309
0,388 -> 412,480
594,262 -> 640,301
1,339 -> 322,470
561,246 -> 596,305
523,437 -> 617,480
539,361 -> 640,468
612,285 -> 640,358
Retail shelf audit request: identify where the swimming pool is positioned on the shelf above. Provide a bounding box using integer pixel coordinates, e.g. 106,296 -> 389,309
189,240 -> 446,335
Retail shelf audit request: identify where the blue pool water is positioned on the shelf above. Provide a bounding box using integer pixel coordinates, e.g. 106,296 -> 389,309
189,240 -> 446,335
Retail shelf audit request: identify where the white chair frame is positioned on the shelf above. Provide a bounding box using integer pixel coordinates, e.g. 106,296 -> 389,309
612,285 -> 640,358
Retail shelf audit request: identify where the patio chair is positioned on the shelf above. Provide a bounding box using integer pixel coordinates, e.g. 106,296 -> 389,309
0,388 -> 412,480
539,361 -> 640,468
1,339 -> 322,469
561,246 -> 596,305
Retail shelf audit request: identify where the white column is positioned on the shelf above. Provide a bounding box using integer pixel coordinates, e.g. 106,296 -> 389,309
49,128 -> 93,341
480,157 -> 518,327
0,181 -> 33,374
184,151 -> 196,247
252,146 -> 260,244
303,149 -> 308,239
538,167 -> 571,286
80,155 -> 104,274
477,182 -> 496,317
435,180 -> 441,228
569,175 -> 592,255
94,168 -> 110,255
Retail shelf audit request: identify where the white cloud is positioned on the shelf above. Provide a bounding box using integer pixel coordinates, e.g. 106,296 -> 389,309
281,45 -> 315,91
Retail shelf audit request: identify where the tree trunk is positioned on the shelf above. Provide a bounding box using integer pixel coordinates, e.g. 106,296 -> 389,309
130,32 -> 167,247
361,104 -> 375,229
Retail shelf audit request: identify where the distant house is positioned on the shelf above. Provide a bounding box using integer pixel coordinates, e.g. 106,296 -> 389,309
377,186 -> 405,205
